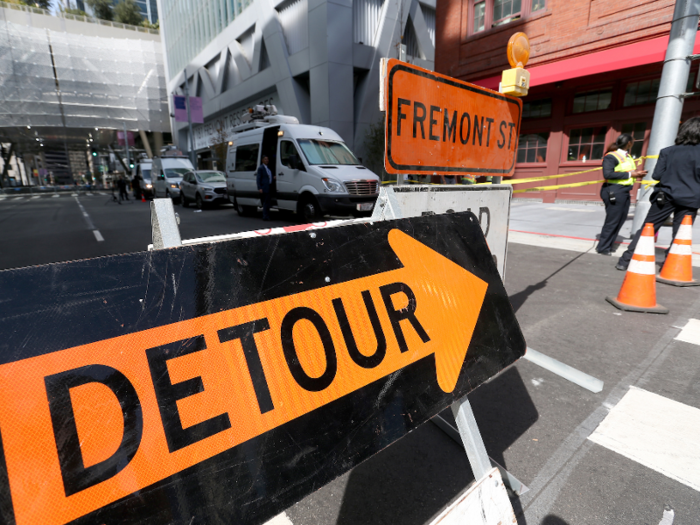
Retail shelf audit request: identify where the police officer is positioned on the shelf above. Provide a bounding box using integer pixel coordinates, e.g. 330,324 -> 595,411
616,117 -> 700,270
596,134 -> 647,255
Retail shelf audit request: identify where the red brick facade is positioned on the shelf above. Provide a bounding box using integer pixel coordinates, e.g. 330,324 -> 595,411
435,0 -> 700,202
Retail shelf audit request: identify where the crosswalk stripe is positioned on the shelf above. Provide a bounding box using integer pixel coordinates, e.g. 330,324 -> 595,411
589,387 -> 700,492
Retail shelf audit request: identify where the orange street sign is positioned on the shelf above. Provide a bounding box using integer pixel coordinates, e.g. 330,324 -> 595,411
382,59 -> 522,176
0,214 -> 526,524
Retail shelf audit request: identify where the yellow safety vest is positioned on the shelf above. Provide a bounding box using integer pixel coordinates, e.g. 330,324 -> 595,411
606,151 -> 636,186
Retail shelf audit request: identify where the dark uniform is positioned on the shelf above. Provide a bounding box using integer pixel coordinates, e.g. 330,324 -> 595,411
597,149 -> 636,254
617,143 -> 700,269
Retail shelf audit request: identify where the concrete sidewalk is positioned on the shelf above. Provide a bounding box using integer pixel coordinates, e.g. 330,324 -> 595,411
509,198 -> 700,265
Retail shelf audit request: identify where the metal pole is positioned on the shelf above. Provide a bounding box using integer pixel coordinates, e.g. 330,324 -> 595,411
182,67 -> 197,168
631,0 -> 700,234
123,121 -> 131,177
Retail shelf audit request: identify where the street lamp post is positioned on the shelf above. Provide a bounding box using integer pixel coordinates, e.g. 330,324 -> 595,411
631,0 -> 700,234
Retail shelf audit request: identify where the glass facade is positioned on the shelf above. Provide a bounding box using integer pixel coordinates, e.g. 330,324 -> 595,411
162,0 -> 255,78
0,19 -> 169,131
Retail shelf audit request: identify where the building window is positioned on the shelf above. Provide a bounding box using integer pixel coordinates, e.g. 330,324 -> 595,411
624,79 -> 660,107
567,127 -> 607,162
517,132 -> 548,163
621,122 -> 646,159
470,0 -> 542,34
493,0 -> 521,26
474,1 -> 486,32
572,89 -> 612,114
522,98 -> 552,119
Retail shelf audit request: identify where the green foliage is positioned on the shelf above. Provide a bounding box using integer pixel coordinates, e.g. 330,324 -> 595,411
114,0 -> 143,25
4,0 -> 30,6
140,18 -> 159,29
86,0 -> 113,21
362,116 -> 389,180
31,0 -> 50,8
63,7 -> 88,16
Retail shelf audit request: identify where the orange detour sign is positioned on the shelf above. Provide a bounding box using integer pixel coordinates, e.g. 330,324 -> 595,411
0,213 -> 525,525
382,58 -> 522,176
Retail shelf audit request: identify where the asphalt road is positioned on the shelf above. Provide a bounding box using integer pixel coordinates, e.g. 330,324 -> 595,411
1,194 -> 699,525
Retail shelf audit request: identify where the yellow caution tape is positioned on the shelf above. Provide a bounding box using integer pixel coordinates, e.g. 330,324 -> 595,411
380,155 -> 662,190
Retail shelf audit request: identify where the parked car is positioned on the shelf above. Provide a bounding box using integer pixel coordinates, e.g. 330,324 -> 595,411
180,170 -> 228,209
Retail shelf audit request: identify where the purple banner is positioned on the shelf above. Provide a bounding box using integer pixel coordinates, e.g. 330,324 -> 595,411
173,95 -> 188,122
173,95 -> 204,123
189,96 -> 204,123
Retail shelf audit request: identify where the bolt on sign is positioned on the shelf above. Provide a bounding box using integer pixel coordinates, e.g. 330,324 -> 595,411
381,58 -> 522,176
0,214 -> 525,525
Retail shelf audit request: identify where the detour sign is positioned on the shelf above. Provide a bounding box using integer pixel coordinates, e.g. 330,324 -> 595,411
0,213 -> 525,524
383,59 -> 522,176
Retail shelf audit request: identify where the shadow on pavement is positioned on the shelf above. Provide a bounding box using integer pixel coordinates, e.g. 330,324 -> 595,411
509,250 -> 590,312
334,367 -> 538,525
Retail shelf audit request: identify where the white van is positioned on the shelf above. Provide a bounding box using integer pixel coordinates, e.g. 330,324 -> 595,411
134,160 -> 153,198
226,106 -> 380,221
152,152 -> 195,203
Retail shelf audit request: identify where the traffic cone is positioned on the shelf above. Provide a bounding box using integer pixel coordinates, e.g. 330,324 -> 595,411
657,215 -> 699,286
141,195 -> 146,203
606,223 -> 669,314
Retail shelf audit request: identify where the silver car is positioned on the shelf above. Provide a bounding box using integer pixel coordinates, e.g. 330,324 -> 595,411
180,170 -> 229,209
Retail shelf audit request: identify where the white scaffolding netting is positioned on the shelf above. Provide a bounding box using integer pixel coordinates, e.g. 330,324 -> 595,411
0,20 -> 170,131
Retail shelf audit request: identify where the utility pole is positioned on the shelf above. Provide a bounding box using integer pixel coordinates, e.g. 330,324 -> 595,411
182,67 -> 197,168
631,0 -> 700,234
123,121 -> 131,177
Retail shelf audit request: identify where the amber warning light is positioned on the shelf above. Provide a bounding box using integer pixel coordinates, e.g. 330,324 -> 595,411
381,58 -> 522,177
501,32 -> 531,97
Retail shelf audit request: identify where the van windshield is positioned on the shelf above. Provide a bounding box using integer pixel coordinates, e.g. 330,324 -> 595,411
197,171 -> 226,182
141,169 -> 151,181
298,140 -> 359,165
164,168 -> 191,179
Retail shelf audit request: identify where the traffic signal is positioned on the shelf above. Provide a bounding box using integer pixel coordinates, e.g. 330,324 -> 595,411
129,162 -> 135,169
91,148 -> 97,157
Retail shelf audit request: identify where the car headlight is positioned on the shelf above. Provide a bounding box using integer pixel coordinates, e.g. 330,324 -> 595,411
170,184 -> 178,188
322,178 -> 344,193
146,183 -> 152,188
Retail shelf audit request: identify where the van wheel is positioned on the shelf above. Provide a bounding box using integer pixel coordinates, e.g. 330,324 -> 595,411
196,194 -> 204,210
299,195 -> 321,223
181,194 -> 189,208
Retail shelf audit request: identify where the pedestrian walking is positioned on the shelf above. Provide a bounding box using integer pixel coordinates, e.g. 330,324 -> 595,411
616,117 -> 700,271
132,172 -> 142,200
117,176 -> 129,202
596,134 -> 647,255
256,155 -> 275,221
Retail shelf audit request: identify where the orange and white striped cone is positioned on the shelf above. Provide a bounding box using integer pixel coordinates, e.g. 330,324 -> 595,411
606,223 -> 668,314
657,215 -> 699,287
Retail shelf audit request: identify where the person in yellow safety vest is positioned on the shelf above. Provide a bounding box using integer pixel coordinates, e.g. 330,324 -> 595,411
596,134 -> 647,255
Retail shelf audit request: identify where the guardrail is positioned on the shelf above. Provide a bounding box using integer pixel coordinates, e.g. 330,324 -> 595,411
0,1 -> 159,35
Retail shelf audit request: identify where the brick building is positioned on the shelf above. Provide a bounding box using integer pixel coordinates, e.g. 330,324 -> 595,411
436,0 -> 700,202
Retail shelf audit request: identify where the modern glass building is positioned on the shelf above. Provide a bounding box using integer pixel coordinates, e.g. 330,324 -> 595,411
134,0 -> 159,24
157,0 -> 436,164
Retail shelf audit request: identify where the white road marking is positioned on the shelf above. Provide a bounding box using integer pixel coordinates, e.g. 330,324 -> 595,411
12,196 -> 24,200
674,319 -> 700,346
71,193 -> 78,196
30,196 -> 40,200
589,387 -> 700,492
51,194 -> 60,198
262,512 -> 293,525
92,230 -> 104,242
